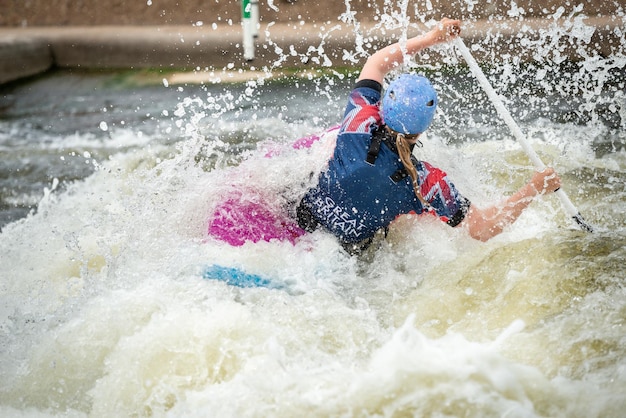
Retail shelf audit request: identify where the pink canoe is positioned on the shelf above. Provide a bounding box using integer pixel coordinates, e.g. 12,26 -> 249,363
207,127 -> 339,246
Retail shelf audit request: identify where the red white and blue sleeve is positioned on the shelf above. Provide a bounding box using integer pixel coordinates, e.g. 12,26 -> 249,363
339,80 -> 383,135
419,161 -> 471,228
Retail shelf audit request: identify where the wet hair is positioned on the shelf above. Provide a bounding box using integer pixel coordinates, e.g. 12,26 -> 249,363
387,126 -> 429,208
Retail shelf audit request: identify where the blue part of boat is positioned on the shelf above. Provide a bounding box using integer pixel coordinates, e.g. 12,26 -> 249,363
202,265 -> 281,289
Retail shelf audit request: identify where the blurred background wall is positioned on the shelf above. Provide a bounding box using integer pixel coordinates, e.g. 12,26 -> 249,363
2,0 -> 621,27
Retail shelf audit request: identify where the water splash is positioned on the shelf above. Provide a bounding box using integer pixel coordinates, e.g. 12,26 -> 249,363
1,2 -> 626,416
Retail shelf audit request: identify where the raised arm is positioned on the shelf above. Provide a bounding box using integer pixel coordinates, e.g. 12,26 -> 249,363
358,18 -> 462,84
462,167 -> 562,241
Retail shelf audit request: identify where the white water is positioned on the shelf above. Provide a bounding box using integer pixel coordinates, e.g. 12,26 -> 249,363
1,3 -> 626,417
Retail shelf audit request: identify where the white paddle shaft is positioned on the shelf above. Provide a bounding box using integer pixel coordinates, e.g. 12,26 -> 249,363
454,38 -> 593,232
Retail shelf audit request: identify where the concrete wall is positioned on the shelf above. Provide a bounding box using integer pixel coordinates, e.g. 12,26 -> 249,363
0,37 -> 53,84
1,0 -> 621,26
0,0 -> 624,85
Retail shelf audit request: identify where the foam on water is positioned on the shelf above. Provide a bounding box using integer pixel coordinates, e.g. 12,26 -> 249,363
2,115 -> 625,417
1,2 -> 626,417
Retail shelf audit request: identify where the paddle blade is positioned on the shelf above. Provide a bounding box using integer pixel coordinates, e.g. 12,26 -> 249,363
202,265 -> 282,289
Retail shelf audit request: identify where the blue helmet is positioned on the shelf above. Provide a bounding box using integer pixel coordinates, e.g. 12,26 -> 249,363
382,74 -> 438,135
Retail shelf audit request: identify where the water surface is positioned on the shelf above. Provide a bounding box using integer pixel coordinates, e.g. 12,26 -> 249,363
1,16 -> 626,417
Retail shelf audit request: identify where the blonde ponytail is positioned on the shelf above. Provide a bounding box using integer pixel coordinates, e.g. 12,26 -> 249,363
396,133 -> 430,208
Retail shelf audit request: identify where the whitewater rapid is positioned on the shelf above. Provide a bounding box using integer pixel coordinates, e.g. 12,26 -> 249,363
1,6 -> 626,417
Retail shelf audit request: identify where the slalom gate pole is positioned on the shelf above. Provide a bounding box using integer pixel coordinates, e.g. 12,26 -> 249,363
242,0 -> 254,61
250,0 -> 259,38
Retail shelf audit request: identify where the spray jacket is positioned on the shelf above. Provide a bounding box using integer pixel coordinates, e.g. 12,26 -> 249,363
298,79 -> 470,245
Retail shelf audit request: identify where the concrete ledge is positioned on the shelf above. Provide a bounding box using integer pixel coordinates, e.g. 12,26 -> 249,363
0,16 -> 623,85
0,36 -> 53,84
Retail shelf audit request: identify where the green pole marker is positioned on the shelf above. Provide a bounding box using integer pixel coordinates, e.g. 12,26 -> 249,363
242,0 -> 251,19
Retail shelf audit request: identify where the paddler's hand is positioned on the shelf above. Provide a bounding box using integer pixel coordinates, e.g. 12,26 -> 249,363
430,18 -> 462,43
530,167 -> 562,195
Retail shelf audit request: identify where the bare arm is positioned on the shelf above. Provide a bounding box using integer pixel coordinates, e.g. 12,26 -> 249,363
462,167 -> 562,241
358,18 -> 462,84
